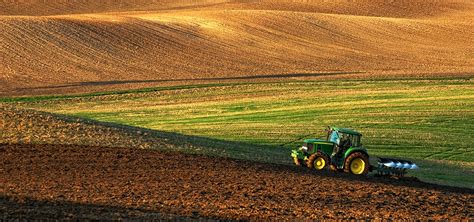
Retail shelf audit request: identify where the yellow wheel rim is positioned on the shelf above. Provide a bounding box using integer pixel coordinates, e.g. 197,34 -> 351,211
350,158 -> 366,175
314,157 -> 326,170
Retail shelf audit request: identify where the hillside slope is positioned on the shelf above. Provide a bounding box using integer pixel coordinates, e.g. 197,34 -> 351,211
0,0 -> 473,96
0,0 -> 230,16
1,0 -> 470,17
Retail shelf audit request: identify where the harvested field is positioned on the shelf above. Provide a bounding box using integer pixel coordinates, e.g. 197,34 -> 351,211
1,0 -> 473,96
1,143 -> 473,220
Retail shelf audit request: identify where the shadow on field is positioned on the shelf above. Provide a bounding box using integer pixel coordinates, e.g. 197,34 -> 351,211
31,108 -> 293,164
17,71 -> 362,90
0,195 -> 211,221
20,109 -> 472,194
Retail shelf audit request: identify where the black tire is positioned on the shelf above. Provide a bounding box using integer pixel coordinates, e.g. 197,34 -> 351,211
306,152 -> 329,170
344,152 -> 369,175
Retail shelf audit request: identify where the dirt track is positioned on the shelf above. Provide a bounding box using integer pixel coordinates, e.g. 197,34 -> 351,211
1,144 -> 472,220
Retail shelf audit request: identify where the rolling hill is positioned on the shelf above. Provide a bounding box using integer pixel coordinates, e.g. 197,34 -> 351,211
1,0 -> 473,96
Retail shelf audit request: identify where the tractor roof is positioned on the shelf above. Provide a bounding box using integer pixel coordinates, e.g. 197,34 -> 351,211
303,138 -> 330,144
332,127 -> 362,136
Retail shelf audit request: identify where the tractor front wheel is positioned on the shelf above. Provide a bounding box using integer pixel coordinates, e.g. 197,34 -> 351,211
307,152 -> 329,171
344,152 -> 369,175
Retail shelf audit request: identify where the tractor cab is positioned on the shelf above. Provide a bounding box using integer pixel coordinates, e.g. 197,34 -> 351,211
327,127 -> 362,148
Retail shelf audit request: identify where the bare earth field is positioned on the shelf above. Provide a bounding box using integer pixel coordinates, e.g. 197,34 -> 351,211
1,0 -> 473,220
1,143 -> 472,220
1,0 -> 473,96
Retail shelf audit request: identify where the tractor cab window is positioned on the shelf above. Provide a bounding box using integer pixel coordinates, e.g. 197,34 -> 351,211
328,130 -> 361,147
347,134 -> 361,147
338,133 -> 360,147
356,135 -> 361,146
329,131 -> 340,144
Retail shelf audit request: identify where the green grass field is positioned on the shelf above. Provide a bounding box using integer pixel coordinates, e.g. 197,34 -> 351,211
6,78 -> 474,188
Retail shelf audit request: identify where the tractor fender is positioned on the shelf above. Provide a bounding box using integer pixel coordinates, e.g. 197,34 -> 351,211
317,151 -> 331,162
344,148 -> 369,160
308,150 -> 331,164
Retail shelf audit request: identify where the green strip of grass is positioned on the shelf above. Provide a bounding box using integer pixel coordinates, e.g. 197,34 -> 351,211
3,76 -> 470,103
0,83 -> 236,103
6,78 -> 474,188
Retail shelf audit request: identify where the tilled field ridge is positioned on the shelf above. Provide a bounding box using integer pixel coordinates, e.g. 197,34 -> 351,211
1,144 -> 472,220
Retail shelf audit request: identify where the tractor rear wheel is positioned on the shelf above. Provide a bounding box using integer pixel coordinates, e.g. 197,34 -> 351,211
344,152 -> 369,175
306,152 -> 329,171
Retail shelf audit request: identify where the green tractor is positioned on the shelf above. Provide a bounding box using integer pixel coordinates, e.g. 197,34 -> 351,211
291,127 -> 418,176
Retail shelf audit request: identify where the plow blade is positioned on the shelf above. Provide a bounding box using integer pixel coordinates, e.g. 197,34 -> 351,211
376,157 -> 419,177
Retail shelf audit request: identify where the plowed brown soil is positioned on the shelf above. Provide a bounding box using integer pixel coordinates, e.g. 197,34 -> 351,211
1,0 -> 473,96
1,144 -> 472,220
